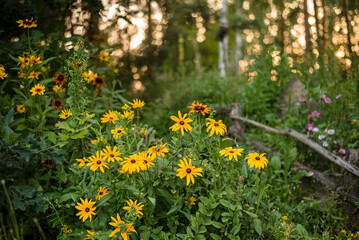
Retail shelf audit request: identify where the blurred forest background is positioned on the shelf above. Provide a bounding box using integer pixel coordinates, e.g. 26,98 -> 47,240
1,0 -> 358,100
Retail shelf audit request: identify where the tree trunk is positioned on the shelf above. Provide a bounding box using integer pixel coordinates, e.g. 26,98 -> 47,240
235,0 -> 243,76
219,0 -> 228,77
147,0 -> 153,46
342,0 -> 352,56
303,0 -> 312,57
313,0 -> 322,51
321,0 -> 327,51
193,38 -> 201,74
279,9 -> 286,54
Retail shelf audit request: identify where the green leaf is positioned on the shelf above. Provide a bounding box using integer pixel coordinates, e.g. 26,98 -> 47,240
253,219 -> 262,235
71,130 -> 89,139
148,197 -> 156,207
39,77 -> 55,85
257,181 -> 266,203
243,210 -> 257,218
220,199 -> 235,211
198,226 -> 207,234
211,221 -> 224,228
14,185 -> 36,198
12,87 -> 26,98
210,233 -> 222,240
296,224 -> 309,237
195,234 -> 206,240
220,138 -> 233,148
16,124 -> 27,131
59,193 -> 77,203
55,121 -> 74,132
5,108 -> 14,134
271,154 -> 282,171
231,225 -> 241,235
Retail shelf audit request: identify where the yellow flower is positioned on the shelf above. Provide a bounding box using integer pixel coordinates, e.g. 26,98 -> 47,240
53,72 -> 67,86
30,83 -> 45,96
17,56 -> 30,69
27,71 -> 41,79
83,71 -> 98,84
29,55 -> 42,65
90,136 -> 107,145
61,225 -> 72,234
101,110 -> 119,124
120,154 -> 145,175
76,157 -> 90,168
0,65 -> 7,79
138,151 -> 155,170
121,110 -> 134,120
219,147 -> 244,161
101,146 -> 122,162
84,230 -> 95,240
245,152 -> 268,170
187,102 -> 211,116
122,104 -> 130,110
88,151 -> 109,173
140,128 -> 147,135
16,18 -> 37,28
16,104 -> 25,114
280,216 -> 289,222
111,127 -> 127,139
59,109 -> 72,119
96,187 -> 109,200
148,143 -> 169,158
185,197 -> 197,205
129,99 -> 145,109
53,85 -> 66,93
75,198 -> 96,222
108,214 -> 137,239
169,111 -> 193,136
99,51 -> 111,62
123,199 -> 144,217
176,157 -> 203,185
206,118 -> 227,137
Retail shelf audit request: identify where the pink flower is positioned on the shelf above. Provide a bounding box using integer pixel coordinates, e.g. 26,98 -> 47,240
299,96 -> 306,102
318,135 -> 325,140
339,149 -> 346,154
336,94 -> 342,99
307,122 -> 314,131
324,98 -> 331,103
319,94 -> 326,99
311,111 -> 320,117
295,102 -> 300,106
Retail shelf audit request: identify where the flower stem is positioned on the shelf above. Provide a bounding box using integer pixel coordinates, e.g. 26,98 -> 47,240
27,29 -> 31,51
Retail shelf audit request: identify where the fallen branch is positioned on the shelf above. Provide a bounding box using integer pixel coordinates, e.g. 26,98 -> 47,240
230,115 -> 359,178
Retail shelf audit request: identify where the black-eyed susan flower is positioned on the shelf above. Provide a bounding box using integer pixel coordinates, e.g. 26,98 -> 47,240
185,196 -> 197,205
123,199 -> 144,217
88,151 -> 109,173
169,111 -> 193,136
61,225 -> 72,234
111,127 -> 126,139
122,104 -> 130,110
84,230 -> 95,240
76,157 -> 90,168
148,143 -> 169,158
17,56 -> 30,69
16,104 -> 25,113
245,152 -> 268,170
27,71 -> 41,79
95,187 -> 109,200
101,146 -> 122,162
0,65 -> 7,79
75,198 -> 96,222
140,128 -> 147,135
93,76 -> 105,87
53,73 -> 67,86
53,85 -> 65,93
176,157 -> 203,185
101,110 -> 118,124
16,18 -> 37,28
206,118 -> 227,137
59,109 -> 72,119
138,152 -> 155,170
219,147 -> 244,161
121,110 -> 134,120
129,99 -> 145,109
108,214 -> 136,238
51,99 -> 63,110
188,102 -> 211,116
30,83 -> 45,96
83,71 -> 98,84
99,51 -> 110,62
29,55 -> 42,65
120,154 -> 145,175
42,158 -> 55,170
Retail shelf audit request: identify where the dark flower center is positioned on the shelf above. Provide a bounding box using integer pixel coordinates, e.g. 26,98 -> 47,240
179,121 -> 185,125
194,106 -> 204,111
85,208 -> 90,212
230,151 -> 234,153
99,192 -> 103,195
109,117 -> 113,119
144,160 -> 148,164
255,157 -> 260,160
186,168 -> 191,173
110,154 -> 114,157
214,123 -> 219,127
36,88 -> 41,92
97,160 -> 101,164
58,75 -> 64,81
24,20 -> 32,25
117,130 -> 122,133
131,159 -> 136,163
55,101 -> 62,106
95,77 -> 103,83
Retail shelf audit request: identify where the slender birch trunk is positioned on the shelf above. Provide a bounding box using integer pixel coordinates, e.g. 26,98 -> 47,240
193,38 -> 201,74
304,0 -> 312,57
342,0 -> 352,56
219,0 -> 228,77
235,0 -> 243,76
